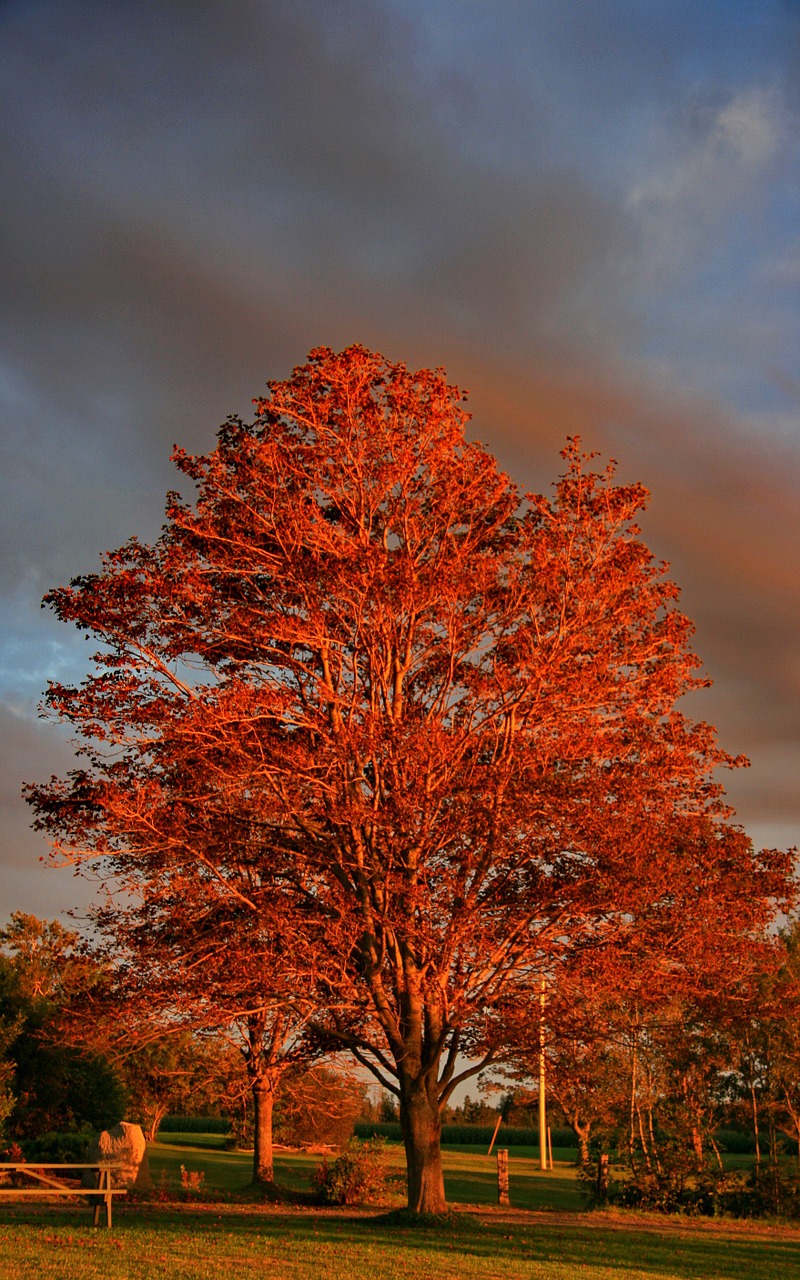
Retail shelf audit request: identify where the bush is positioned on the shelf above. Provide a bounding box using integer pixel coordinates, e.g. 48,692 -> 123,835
722,1164 -> 800,1219
179,1164 -> 206,1194
21,1128 -> 93,1163
312,1137 -> 389,1205
583,1150 -> 800,1220
224,1115 -> 252,1150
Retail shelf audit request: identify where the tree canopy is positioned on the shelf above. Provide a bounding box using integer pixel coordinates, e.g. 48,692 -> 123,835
0,913 -> 126,1142
27,345 -> 791,1212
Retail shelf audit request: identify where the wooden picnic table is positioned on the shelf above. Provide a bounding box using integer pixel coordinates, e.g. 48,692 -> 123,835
0,1162 -> 128,1227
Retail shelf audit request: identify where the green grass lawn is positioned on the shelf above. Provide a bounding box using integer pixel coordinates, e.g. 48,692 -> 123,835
1,1200 -> 798,1280
151,1133 -> 585,1211
1,1136 -> 798,1280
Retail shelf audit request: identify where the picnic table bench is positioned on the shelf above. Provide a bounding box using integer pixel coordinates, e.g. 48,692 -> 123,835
0,1163 -> 127,1226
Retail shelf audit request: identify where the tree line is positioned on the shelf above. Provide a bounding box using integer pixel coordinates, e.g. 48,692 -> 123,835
19,345 -> 797,1214
2,908 -> 798,1214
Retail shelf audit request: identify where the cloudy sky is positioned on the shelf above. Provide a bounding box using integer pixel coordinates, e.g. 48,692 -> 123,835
2,0 -> 799,925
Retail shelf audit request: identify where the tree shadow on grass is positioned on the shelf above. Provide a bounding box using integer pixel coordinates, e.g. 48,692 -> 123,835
115,1206 -> 800,1280
1,1202 -> 798,1279
442,1164 -> 584,1213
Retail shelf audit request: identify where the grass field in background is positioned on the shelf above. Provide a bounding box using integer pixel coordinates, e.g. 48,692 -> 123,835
152,1132 -> 585,1210
1,1134 -> 799,1280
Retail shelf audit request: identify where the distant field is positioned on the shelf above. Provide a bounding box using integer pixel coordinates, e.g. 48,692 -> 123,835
1,1134 -> 798,1280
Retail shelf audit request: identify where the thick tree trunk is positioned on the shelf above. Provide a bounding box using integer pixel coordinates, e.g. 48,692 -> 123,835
251,1077 -> 275,1186
399,1079 -> 447,1214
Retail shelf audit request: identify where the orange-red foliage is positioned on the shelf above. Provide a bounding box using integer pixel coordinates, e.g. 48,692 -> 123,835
26,345 -> 792,1212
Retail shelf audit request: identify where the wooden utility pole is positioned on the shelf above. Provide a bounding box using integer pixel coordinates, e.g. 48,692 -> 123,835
539,976 -> 548,1171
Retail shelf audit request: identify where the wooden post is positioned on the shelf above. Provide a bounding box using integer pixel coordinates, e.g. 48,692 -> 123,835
92,1169 -> 102,1227
93,1167 -> 113,1228
596,1153 -> 609,1204
547,1124 -> 553,1169
487,1112 -> 503,1156
497,1148 -> 509,1205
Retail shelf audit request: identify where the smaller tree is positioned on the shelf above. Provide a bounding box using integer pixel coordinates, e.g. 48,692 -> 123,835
446,1094 -> 499,1126
119,1032 -> 240,1141
379,1092 -> 400,1123
728,920 -> 800,1181
0,914 -> 126,1140
274,1064 -> 368,1148
0,913 -> 100,1004
73,883 -> 328,1190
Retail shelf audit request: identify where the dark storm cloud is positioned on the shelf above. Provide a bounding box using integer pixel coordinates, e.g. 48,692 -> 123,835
0,0 -> 638,588
1,0 -> 799,919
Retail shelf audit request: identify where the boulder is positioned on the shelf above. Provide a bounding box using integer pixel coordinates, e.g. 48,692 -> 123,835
83,1121 -> 152,1191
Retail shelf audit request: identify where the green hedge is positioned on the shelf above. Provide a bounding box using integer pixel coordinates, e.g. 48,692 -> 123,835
441,1123 -> 577,1148
355,1122 -> 402,1142
354,1121 -> 577,1147
159,1115 -> 231,1134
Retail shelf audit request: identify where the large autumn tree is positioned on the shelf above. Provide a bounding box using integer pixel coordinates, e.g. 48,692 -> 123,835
27,344 -> 784,1213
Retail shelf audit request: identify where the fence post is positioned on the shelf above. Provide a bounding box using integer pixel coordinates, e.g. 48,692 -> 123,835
596,1153 -> 609,1204
497,1148 -> 510,1205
